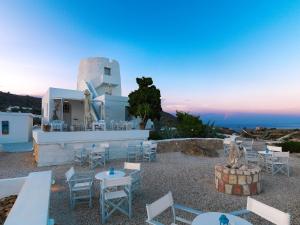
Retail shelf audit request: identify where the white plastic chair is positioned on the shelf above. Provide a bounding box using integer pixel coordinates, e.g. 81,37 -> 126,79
89,147 -> 106,169
100,176 -> 132,223
143,141 -> 157,162
146,191 -> 202,225
265,152 -> 290,176
74,147 -> 88,166
267,145 -> 282,152
93,120 -> 106,131
124,162 -> 141,193
51,120 -> 64,131
241,139 -> 254,151
65,167 -> 94,208
243,147 -> 259,165
127,143 -> 141,162
100,142 -> 110,161
230,196 -> 290,225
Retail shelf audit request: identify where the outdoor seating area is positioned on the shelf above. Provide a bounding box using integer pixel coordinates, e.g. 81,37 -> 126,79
127,141 -> 158,163
46,119 -> 135,132
0,139 -> 299,225
224,137 -> 291,177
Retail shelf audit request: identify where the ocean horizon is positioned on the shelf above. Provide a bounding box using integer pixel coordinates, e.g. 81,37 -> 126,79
200,113 -> 300,131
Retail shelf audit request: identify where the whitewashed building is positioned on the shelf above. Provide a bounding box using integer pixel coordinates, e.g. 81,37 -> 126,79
0,112 -> 33,144
42,57 -> 131,130
34,57 -> 150,166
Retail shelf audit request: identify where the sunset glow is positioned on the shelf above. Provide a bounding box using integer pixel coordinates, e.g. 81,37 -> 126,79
1,1 -> 300,115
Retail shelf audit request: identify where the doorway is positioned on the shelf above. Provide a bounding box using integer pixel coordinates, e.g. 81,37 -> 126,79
63,101 -> 71,129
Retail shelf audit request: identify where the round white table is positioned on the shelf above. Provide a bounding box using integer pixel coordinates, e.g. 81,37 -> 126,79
192,212 -> 252,225
95,170 -> 125,181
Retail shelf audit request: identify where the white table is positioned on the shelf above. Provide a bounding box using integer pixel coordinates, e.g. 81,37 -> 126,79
95,170 -> 125,181
192,212 -> 252,225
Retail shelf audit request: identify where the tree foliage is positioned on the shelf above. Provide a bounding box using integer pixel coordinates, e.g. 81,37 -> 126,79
175,111 -> 217,138
128,77 -> 162,129
176,111 -> 204,137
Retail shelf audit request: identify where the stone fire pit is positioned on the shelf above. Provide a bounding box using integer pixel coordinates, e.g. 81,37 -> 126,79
215,164 -> 262,196
215,141 -> 262,196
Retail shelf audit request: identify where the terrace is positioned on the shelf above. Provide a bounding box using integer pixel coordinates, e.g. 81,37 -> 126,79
0,140 -> 299,225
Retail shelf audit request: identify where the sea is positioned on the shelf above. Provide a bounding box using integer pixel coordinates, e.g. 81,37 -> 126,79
200,113 -> 300,131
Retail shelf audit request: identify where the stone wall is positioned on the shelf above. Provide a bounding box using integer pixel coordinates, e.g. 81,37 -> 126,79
215,164 -> 262,196
156,138 -> 223,157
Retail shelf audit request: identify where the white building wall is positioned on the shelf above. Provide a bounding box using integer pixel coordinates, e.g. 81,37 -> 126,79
42,88 -> 85,124
77,57 -> 122,96
41,89 -> 50,124
94,95 -> 129,124
69,100 -> 84,125
0,112 -> 33,144
33,130 -> 149,166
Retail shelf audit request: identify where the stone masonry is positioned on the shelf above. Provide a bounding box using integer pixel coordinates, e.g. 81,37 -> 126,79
215,164 -> 262,196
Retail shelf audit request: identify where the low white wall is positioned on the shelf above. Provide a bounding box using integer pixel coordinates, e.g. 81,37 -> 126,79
0,177 -> 27,199
1,171 -> 52,225
0,112 -> 33,144
155,137 -> 224,143
33,130 -> 149,166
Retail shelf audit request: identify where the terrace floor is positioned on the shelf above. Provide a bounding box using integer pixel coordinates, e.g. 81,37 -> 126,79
0,151 -> 300,225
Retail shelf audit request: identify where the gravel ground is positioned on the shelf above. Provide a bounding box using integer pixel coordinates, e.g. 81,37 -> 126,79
0,151 -> 299,225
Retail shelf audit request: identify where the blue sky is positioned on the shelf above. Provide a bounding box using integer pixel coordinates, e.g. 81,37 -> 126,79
1,0 -> 300,114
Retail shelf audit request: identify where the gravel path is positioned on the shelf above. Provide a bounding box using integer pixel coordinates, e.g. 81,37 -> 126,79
0,151 -> 299,225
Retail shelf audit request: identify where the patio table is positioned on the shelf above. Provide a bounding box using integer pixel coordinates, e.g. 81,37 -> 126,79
192,212 -> 252,225
95,170 -> 125,181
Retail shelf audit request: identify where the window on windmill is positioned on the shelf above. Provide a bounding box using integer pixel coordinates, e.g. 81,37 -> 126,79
104,67 -> 111,75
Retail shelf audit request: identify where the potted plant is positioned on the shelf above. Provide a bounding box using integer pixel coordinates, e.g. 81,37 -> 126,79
43,123 -> 51,132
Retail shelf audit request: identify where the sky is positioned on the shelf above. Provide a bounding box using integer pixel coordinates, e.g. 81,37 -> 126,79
1,0 -> 300,115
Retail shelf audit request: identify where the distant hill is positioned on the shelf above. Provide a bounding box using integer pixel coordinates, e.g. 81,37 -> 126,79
154,111 -> 178,129
0,92 -> 178,125
0,91 -> 41,114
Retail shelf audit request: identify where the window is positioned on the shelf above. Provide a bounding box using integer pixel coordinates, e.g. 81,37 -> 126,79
63,102 -> 70,113
104,67 -> 111,75
2,121 -> 9,135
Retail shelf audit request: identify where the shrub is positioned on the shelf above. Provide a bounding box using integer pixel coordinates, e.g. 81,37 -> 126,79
149,131 -> 162,140
277,141 -> 300,153
176,111 -> 204,138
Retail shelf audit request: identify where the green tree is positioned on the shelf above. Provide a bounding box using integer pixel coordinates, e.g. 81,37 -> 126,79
128,77 -> 162,129
176,111 -> 204,137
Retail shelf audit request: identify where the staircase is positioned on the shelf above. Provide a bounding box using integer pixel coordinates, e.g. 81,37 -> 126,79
85,81 -> 101,121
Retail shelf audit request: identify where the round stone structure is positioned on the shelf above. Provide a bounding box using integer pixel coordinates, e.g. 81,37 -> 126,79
215,164 -> 262,196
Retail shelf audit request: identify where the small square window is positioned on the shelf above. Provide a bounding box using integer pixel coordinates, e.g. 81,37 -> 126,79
2,121 -> 9,135
104,67 -> 111,75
